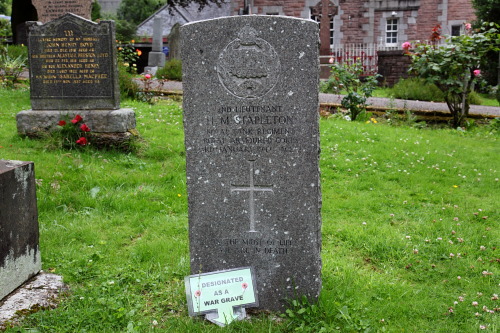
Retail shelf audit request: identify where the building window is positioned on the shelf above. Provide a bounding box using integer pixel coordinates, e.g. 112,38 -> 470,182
386,18 -> 398,46
330,18 -> 334,47
310,9 -> 320,24
451,25 -> 462,36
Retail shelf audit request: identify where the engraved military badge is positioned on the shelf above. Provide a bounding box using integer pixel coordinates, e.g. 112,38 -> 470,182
217,26 -> 281,99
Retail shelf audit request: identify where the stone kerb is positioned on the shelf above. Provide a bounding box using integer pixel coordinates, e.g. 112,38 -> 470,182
182,15 -> 322,312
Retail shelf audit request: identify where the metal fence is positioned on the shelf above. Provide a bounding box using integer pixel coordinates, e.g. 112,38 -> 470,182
320,43 -> 399,76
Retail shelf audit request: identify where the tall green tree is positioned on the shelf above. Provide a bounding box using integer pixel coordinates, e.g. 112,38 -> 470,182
91,0 -> 101,21
0,0 -> 12,15
472,0 -> 500,24
472,0 -> 500,85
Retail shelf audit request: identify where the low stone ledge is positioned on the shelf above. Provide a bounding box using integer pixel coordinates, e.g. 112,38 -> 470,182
16,109 -> 136,135
0,272 -> 67,329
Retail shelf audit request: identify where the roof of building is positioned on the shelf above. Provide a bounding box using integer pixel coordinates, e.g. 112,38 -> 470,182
136,1 -> 232,37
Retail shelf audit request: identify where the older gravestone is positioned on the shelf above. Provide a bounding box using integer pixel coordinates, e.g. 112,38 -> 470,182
144,16 -> 166,75
0,160 -> 41,301
32,0 -> 92,23
16,13 -> 136,144
168,23 -> 181,60
28,13 -> 119,110
181,16 -> 321,312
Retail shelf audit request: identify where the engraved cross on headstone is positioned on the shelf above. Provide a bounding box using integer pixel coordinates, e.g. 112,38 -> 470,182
231,160 -> 273,232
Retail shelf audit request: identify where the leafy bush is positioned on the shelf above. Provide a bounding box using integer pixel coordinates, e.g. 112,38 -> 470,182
0,18 -> 10,40
117,42 -> 139,74
0,45 -> 28,88
467,91 -> 482,105
326,61 -> 380,121
118,63 -> 139,99
156,58 -> 182,81
406,22 -> 499,127
7,44 -> 28,59
391,78 -> 444,102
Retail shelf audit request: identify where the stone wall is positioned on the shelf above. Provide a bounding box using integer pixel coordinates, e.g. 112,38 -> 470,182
377,50 -> 412,87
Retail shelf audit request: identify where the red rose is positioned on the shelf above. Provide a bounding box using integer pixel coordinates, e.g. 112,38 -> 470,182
76,137 -> 88,145
71,115 -> 83,124
80,123 -> 91,132
58,120 -> 66,126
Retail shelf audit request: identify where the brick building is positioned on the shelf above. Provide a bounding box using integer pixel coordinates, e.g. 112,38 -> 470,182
230,0 -> 476,55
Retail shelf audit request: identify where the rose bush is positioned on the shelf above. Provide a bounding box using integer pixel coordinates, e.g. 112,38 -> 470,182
56,114 -> 91,149
326,61 -> 380,121
405,22 -> 499,128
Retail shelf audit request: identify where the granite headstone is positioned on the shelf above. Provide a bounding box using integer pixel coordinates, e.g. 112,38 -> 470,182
181,16 -> 321,311
27,13 -> 119,110
168,23 -> 181,60
32,0 -> 92,23
0,160 -> 41,301
17,13 -> 136,140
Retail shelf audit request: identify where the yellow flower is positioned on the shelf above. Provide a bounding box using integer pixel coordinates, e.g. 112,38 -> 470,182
370,118 -> 378,123
366,120 -> 370,124
177,194 -> 182,197
131,39 -> 135,44
453,185 -> 459,188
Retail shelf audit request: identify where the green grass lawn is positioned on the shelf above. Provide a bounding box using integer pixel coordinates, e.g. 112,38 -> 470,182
0,88 -> 498,332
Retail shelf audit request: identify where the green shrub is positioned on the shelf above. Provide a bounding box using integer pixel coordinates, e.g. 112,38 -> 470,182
156,58 -> 182,81
6,44 -> 28,61
118,63 -> 138,99
495,85 -> 500,105
467,91 -> 482,105
0,45 -> 28,87
0,18 -> 10,40
390,78 -> 444,102
326,62 -> 380,121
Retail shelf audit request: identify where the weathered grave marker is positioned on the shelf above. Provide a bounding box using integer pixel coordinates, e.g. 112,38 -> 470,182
0,160 -> 41,301
16,13 -> 136,145
32,0 -> 92,23
144,16 -> 165,75
181,16 -> 321,312
27,13 -> 119,110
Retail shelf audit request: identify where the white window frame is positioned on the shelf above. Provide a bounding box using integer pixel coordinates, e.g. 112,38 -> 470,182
386,18 -> 398,46
329,18 -> 334,48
